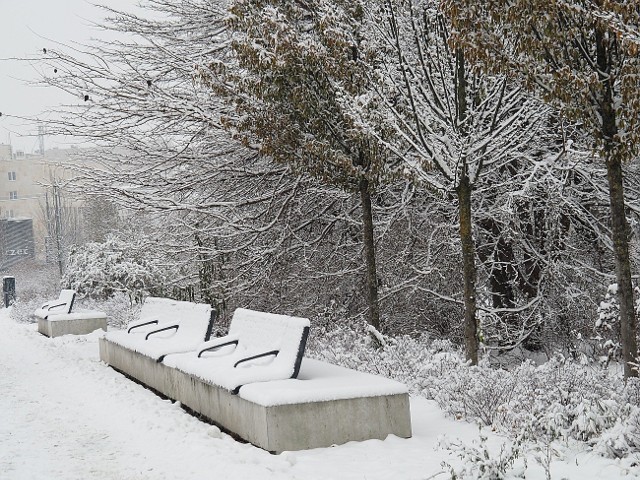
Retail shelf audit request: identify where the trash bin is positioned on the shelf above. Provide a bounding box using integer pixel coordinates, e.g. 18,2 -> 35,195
3,276 -> 15,308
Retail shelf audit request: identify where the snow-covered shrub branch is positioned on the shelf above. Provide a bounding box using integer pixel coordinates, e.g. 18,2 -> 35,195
62,234 -> 167,302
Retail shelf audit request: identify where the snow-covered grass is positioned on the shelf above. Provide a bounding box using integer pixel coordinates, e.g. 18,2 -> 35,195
2,299 -> 639,479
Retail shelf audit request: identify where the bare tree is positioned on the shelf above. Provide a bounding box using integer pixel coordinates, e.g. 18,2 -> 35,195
444,0 -> 640,376
347,1 -> 550,363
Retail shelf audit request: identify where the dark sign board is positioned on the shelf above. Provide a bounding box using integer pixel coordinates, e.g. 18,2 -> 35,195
0,218 -> 34,270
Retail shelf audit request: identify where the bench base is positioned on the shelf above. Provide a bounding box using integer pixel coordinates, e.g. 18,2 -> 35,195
38,313 -> 107,338
99,337 -> 412,452
99,337 -> 174,396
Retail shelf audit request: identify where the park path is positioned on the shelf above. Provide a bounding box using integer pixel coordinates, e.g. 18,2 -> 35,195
0,311 -> 287,480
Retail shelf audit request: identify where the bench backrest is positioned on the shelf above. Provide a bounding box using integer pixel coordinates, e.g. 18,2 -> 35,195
141,297 -> 215,341
44,289 -> 76,314
229,308 -> 310,379
59,290 -> 76,313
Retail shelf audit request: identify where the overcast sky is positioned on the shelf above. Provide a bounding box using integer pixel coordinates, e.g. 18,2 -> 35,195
0,0 -> 139,153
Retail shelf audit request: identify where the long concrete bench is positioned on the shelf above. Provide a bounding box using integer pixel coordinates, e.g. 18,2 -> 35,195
99,297 -> 214,393
170,357 -> 411,452
100,307 -> 411,452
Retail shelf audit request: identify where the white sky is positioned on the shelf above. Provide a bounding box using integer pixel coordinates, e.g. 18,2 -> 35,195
0,0 -> 139,153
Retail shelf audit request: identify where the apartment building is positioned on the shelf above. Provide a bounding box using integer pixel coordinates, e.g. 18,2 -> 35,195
0,144 -> 86,271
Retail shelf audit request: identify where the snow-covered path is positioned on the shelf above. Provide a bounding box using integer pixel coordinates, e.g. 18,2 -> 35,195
0,309 -> 453,480
0,308 -> 636,479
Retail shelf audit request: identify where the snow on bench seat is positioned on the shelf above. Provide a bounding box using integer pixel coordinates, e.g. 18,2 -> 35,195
163,308 -> 310,393
33,289 -> 76,319
103,297 -> 214,361
100,306 -> 410,452
238,357 -> 409,406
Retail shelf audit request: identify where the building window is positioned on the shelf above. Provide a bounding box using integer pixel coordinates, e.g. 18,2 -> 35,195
9,191 -> 17,200
8,171 -> 16,181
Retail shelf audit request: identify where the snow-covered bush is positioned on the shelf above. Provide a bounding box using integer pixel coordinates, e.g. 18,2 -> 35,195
439,429 -> 526,480
307,321 -> 640,458
594,283 -> 640,369
306,322 -> 454,395
594,407 -> 640,458
9,297 -> 45,324
7,262 -> 62,324
594,283 -> 623,366
62,234 -> 166,302
73,293 -> 141,329
429,361 -> 518,426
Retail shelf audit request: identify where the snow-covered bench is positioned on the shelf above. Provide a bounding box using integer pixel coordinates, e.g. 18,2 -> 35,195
163,308 -> 310,393
35,289 -> 108,338
99,297 -> 215,392
102,306 -> 410,451
106,297 -> 216,360
170,356 -> 412,452
34,289 -> 76,319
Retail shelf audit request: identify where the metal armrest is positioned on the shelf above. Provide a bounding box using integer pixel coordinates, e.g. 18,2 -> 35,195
145,324 -> 179,340
127,319 -> 159,333
234,350 -> 279,368
47,302 -> 66,311
198,339 -> 239,358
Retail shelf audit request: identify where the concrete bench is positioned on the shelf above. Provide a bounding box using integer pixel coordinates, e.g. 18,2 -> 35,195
100,307 -> 411,451
99,297 -> 214,392
33,289 -> 76,319
34,289 -> 108,337
38,310 -> 108,338
170,357 -> 412,452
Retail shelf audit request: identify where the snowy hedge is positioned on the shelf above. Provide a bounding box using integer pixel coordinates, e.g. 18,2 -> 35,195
306,323 -> 640,459
62,235 -> 166,302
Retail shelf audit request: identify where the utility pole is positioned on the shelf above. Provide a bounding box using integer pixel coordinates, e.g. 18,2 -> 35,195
53,184 -> 64,276
38,125 -> 45,156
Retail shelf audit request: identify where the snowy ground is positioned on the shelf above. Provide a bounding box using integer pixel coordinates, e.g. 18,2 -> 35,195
0,308 -> 637,480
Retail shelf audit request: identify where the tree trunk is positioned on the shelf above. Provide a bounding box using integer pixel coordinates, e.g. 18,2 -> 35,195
455,48 -> 478,364
359,177 -> 381,331
606,153 -> 638,378
596,26 -> 638,378
458,173 -> 478,365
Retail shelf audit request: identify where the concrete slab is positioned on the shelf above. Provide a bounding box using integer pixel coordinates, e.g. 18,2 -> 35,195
38,311 -> 107,338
